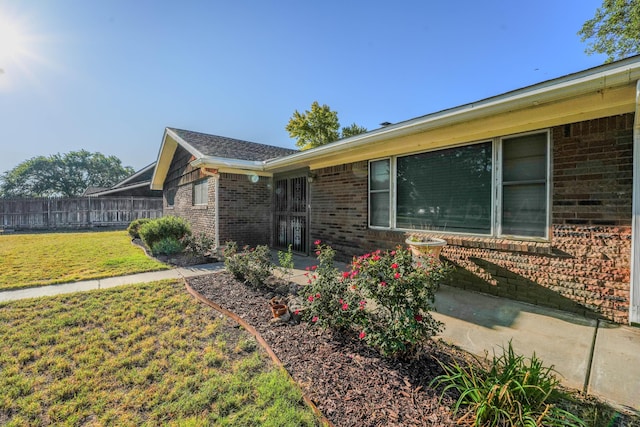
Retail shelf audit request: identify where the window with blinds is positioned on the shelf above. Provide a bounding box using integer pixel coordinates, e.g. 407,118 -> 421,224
396,142 -> 492,234
368,130 -> 549,240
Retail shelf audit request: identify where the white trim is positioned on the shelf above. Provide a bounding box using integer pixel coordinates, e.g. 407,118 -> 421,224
112,163 -> 156,189
372,130 -> 551,241
214,174 -> 220,251
630,80 -> 640,325
497,129 -> 551,240
265,56 -> 640,171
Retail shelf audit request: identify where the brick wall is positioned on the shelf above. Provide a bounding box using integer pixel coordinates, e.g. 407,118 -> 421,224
163,146 -> 217,239
218,173 -> 272,247
309,114 -> 633,323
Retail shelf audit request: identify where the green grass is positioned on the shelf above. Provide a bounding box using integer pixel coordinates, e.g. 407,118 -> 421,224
0,280 -> 320,426
0,230 -> 169,290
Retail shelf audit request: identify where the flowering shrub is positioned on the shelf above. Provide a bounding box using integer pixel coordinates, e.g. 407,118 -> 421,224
223,241 -> 272,287
301,241 -> 363,329
350,247 -> 452,357
302,241 -> 452,358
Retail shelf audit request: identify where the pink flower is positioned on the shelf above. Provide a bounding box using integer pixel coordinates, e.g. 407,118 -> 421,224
380,281 -> 387,287
391,263 -> 399,269
312,316 -> 318,323
342,271 -> 350,278
341,303 -> 348,310
307,295 -> 314,302
311,265 -> 317,270
359,331 -> 366,339
294,310 -> 300,315
372,255 -> 381,261
316,251 -> 321,256
305,266 -> 311,271
316,293 -> 321,298
391,251 -> 396,256
394,272 -> 401,279
314,240 -> 321,245
414,314 -> 423,322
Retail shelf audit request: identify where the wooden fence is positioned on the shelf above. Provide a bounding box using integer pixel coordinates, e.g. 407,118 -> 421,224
0,197 -> 163,230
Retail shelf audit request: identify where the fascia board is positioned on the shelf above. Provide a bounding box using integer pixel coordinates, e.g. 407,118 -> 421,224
190,156 -> 265,171
264,59 -> 640,171
150,130 -> 177,190
89,181 -> 152,196
113,163 -> 155,188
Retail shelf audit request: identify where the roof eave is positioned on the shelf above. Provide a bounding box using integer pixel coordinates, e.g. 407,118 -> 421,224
265,57 -> 640,171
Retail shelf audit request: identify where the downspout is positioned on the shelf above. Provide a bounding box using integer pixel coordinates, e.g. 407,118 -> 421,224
214,174 -> 220,252
630,80 -> 640,325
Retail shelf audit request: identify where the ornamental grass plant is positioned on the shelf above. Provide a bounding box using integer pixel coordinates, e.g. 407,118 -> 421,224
431,341 -> 586,426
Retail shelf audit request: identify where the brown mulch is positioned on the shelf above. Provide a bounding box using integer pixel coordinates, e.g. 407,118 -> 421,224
187,271 -> 459,427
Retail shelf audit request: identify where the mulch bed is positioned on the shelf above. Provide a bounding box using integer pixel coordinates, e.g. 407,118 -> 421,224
187,271 -> 459,427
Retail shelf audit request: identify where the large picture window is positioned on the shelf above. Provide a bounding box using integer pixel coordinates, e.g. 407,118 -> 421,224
396,142 -> 492,234
369,131 -> 550,240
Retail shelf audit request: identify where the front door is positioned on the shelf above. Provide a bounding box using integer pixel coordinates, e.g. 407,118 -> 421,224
274,173 -> 309,254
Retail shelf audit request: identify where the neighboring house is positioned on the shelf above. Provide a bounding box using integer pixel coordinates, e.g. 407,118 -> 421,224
86,163 -> 162,198
152,56 -> 640,326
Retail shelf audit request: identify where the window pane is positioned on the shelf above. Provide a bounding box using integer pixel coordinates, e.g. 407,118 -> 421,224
370,192 -> 390,227
396,142 -> 492,234
501,132 -> 548,237
502,184 -> 546,237
193,179 -> 208,205
370,160 -> 390,191
503,133 -> 546,182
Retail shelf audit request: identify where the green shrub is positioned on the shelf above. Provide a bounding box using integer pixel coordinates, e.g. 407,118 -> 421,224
301,241 -> 358,330
302,243 -> 451,358
139,216 -> 191,251
431,341 -> 586,426
223,241 -> 272,287
277,244 -> 294,281
152,237 -> 184,256
127,218 -> 152,239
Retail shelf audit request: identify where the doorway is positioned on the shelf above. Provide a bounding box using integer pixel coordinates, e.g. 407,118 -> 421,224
273,172 -> 309,254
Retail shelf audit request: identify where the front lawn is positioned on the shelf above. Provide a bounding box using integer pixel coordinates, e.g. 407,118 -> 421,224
0,280 -> 319,426
0,230 -> 169,290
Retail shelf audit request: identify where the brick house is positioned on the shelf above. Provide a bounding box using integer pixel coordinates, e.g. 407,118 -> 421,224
152,56 -> 640,325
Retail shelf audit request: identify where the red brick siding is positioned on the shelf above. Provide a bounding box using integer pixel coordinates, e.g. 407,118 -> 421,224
163,146 -> 216,239
309,114 -> 633,323
218,173 -> 272,247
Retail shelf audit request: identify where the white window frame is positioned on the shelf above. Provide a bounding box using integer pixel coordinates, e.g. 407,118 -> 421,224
368,158 -> 393,229
192,178 -> 208,206
496,129 -> 552,240
368,130 -> 551,241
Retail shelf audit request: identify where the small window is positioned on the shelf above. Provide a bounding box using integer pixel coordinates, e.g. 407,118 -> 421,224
369,159 -> 391,227
500,132 -> 548,238
165,188 -> 176,207
193,179 -> 208,205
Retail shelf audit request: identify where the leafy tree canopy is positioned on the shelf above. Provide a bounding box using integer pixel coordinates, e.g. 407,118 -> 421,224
286,101 -> 367,150
579,0 -> 640,62
0,150 -> 135,198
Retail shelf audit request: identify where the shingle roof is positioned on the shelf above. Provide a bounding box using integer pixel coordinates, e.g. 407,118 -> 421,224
168,128 -> 297,162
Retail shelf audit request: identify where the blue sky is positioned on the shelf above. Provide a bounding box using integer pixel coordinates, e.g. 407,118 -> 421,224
0,0 -> 607,174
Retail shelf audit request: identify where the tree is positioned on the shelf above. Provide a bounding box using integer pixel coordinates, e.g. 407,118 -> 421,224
578,0 -> 640,62
286,101 -> 367,150
0,150 -> 135,198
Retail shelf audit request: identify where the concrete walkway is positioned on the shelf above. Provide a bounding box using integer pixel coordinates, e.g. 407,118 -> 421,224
0,264 -> 223,303
0,256 -> 638,413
